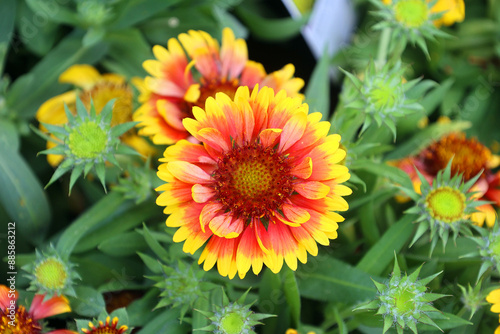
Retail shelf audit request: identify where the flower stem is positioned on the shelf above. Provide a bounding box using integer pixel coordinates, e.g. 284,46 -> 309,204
376,28 -> 392,69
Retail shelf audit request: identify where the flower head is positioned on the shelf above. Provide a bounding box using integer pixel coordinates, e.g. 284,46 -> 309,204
156,85 -> 350,279
35,97 -> 140,194
76,309 -> 130,334
381,0 -> 465,27
458,282 -> 486,319
404,159 -> 483,254
468,221 -> 500,280
0,285 -> 75,334
395,132 -> 500,227
134,27 -> 304,145
195,289 -> 273,334
354,257 -> 445,334
36,64 -> 154,167
341,61 -> 424,138
372,0 -> 451,57
23,246 -> 80,299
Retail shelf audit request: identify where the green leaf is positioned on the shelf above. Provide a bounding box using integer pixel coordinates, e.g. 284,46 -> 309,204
0,0 -> 16,73
305,49 -> 331,121
73,200 -> 158,253
423,312 -> 472,331
356,214 -> 416,276
56,191 -> 131,258
110,0 -> 182,29
6,33 -> 108,119
235,6 -> 309,41
0,146 -> 51,242
192,294 -> 211,330
296,255 -> 378,303
82,27 -> 106,47
135,308 -> 188,334
142,223 -> 170,262
420,78 -> 455,114
98,231 -> 148,256
127,289 -> 161,327
69,286 -> 106,317
282,267 -> 301,328
0,120 -> 19,151
349,159 -> 413,190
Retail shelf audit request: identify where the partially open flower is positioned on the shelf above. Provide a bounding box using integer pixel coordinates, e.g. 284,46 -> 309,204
380,0 -> 464,26
195,289 -> 274,334
354,257 -> 445,334
23,245 -> 80,299
76,309 -> 130,334
36,64 -> 154,167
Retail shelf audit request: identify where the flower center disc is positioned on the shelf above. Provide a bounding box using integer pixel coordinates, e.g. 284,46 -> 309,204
423,134 -> 491,180
35,258 -> 67,290
394,0 -> 429,28
213,143 -> 293,219
394,288 -> 416,315
1,306 -> 42,334
195,79 -> 239,109
220,312 -> 245,334
425,186 -> 466,223
368,81 -> 399,110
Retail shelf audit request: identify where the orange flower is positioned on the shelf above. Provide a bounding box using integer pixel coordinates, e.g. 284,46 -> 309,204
134,27 -> 304,145
156,85 -> 350,279
394,133 -> 499,227
81,316 -> 128,334
36,65 -> 155,167
0,285 -> 75,334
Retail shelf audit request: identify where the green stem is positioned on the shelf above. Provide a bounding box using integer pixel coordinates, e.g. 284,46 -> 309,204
376,28 -> 392,69
56,191 -> 129,259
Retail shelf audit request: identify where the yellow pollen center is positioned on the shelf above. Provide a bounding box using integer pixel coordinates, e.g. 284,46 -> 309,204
213,143 -> 294,219
394,0 -> 429,28
422,133 -> 491,180
35,257 -> 68,290
1,306 -> 42,334
425,186 -> 466,223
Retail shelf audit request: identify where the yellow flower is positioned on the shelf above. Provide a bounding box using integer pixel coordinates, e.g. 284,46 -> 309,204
430,0 -> 465,27
487,289 -> 500,313
36,64 -> 155,167
381,0 -> 465,26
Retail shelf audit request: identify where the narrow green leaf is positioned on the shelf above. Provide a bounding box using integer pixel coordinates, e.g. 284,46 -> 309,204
69,286 -> 105,317
192,295 -> 211,330
0,146 -> 51,242
0,120 -> 19,151
110,0 -> 182,30
142,223 -> 170,262
297,255 -> 378,303
305,49 -> 331,121
420,78 -> 455,114
135,308 -> 188,334
99,231 -> 148,256
0,0 -> 16,73
282,268 -> 301,328
356,214 -> 416,276
349,159 -> 413,190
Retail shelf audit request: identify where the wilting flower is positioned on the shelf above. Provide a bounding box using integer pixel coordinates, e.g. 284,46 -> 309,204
395,133 -> 500,227
195,289 -> 274,333
381,0 -> 465,27
354,257 -> 445,334
156,85 -> 350,279
36,64 -> 153,167
22,245 -> 80,299
134,27 -> 304,145
0,285 -> 75,334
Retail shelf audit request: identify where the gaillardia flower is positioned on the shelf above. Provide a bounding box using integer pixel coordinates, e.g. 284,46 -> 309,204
36,64 -> 153,167
395,132 -> 500,227
0,285 -> 75,334
156,85 -> 351,279
134,27 -> 304,145
76,309 -> 130,334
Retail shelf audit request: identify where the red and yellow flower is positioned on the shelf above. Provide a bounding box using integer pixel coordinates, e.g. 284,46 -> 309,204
134,27 -> 304,145
36,64 -> 154,167
81,316 -> 128,334
156,85 -> 350,279
0,285 -> 75,334
395,133 -> 500,227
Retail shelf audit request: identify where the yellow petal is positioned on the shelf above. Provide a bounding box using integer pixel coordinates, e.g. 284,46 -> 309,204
58,64 -> 101,89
